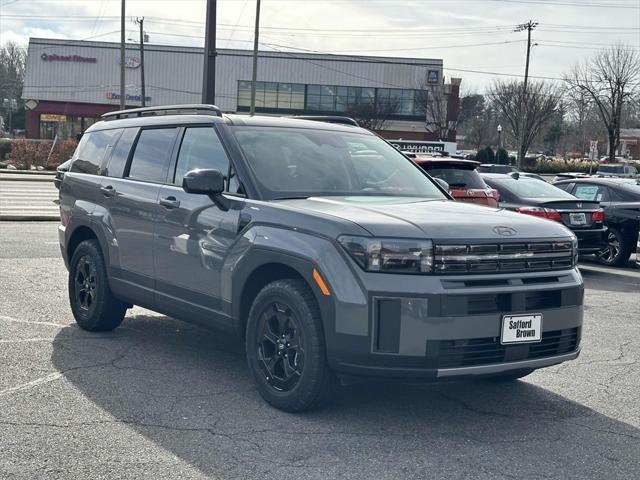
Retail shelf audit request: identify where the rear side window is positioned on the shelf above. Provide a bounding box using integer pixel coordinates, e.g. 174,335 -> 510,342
71,129 -> 121,175
422,165 -> 486,189
126,128 -> 178,183
173,127 -> 230,186
104,128 -> 138,178
554,182 -> 574,193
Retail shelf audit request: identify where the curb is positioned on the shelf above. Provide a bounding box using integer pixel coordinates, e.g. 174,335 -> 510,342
0,215 -> 60,221
0,175 -> 55,182
0,169 -> 56,176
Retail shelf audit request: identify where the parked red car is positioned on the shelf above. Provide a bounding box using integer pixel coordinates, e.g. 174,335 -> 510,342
409,155 -> 500,208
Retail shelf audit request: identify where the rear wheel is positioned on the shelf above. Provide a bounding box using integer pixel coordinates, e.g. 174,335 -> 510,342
68,240 -> 127,331
597,227 -> 632,267
245,279 -> 337,412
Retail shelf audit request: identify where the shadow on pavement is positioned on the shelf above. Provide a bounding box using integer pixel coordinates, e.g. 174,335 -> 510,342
51,314 -> 640,479
580,267 -> 640,293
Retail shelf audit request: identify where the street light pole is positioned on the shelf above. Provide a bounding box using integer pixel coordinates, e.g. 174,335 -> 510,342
202,0 -> 217,104
249,0 -> 261,116
497,124 -> 502,149
135,17 -> 146,107
120,0 -> 126,110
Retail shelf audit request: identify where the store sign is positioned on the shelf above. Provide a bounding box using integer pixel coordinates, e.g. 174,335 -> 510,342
427,70 -> 439,83
40,53 -> 97,63
41,114 -> 67,122
390,140 -> 445,153
123,57 -> 141,69
106,91 -> 152,102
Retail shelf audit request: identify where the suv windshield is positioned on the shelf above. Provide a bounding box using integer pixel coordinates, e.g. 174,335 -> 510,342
499,178 -> 576,199
422,165 -> 486,189
231,126 -> 446,200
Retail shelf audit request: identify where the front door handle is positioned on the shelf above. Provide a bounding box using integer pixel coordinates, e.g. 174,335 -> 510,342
100,185 -> 116,197
159,196 -> 180,209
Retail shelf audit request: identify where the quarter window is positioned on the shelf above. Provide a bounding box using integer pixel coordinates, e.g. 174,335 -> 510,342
70,129 -> 122,175
173,127 -> 230,186
126,128 -> 178,183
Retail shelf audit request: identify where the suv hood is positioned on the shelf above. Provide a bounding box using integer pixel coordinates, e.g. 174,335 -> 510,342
278,196 -> 574,240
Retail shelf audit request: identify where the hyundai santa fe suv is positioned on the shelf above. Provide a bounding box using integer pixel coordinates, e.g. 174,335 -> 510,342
58,105 -> 584,412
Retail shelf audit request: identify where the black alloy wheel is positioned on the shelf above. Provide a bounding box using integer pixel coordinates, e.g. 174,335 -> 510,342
257,302 -> 305,392
69,239 -> 127,331
596,227 -> 632,267
246,279 -> 337,412
74,255 -> 98,315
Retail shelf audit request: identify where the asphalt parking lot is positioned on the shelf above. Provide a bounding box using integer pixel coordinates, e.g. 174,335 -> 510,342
0,222 -> 638,479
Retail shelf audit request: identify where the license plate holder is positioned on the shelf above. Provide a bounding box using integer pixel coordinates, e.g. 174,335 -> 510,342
569,212 -> 587,226
501,314 -> 542,344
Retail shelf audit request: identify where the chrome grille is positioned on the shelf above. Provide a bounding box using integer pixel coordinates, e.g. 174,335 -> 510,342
434,240 -> 575,274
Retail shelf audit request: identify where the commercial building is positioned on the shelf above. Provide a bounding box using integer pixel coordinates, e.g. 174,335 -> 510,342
22,37 -> 460,143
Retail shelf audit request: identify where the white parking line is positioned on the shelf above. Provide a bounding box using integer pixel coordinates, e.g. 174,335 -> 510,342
0,314 -> 66,328
0,372 -> 63,398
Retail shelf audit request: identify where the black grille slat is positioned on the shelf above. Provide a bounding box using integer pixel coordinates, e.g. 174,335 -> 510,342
434,240 -> 574,274
427,328 -> 580,369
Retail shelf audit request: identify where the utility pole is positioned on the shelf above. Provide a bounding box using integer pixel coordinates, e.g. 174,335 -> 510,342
514,20 -> 537,168
202,0 -> 217,104
249,0 -> 261,116
120,0 -> 126,110
135,17 -> 146,107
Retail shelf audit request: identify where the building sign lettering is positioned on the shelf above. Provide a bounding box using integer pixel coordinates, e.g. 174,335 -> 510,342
41,53 -> 97,63
106,91 -> 152,102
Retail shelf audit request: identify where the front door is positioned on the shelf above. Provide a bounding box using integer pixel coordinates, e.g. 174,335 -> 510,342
153,126 -> 243,330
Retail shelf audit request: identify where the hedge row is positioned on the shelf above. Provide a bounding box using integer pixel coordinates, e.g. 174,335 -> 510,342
6,139 -> 77,170
522,158 -> 600,174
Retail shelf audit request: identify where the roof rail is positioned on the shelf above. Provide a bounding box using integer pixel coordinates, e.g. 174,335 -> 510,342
286,115 -> 359,127
102,104 -> 222,121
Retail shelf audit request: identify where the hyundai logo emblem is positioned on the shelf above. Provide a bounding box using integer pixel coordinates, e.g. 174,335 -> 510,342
493,226 -> 517,236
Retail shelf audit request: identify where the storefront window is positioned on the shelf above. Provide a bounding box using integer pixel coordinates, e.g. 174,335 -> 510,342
39,114 -> 100,140
237,81 -> 420,117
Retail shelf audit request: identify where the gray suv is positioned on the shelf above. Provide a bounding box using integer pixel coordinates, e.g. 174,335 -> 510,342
58,105 -> 584,412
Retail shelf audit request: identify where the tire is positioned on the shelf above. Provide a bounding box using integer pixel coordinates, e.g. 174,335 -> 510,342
484,368 -> 534,382
597,227 -> 633,267
245,279 -> 337,412
68,239 -> 127,331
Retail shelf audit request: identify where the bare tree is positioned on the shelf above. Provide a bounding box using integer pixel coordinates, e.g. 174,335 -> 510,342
489,79 -> 560,165
0,42 -> 27,100
415,81 -> 458,141
565,44 -> 640,161
346,97 -> 400,131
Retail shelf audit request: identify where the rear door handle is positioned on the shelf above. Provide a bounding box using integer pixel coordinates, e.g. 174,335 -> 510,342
159,196 -> 180,209
100,185 -> 116,197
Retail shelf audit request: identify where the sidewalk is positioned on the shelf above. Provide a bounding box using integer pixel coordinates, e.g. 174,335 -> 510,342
0,177 -> 59,221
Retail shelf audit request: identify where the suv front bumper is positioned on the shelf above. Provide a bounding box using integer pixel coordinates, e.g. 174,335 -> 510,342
325,267 -> 583,379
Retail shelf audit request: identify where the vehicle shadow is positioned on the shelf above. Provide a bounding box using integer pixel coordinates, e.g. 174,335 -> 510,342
581,267 -> 640,293
51,314 -> 640,480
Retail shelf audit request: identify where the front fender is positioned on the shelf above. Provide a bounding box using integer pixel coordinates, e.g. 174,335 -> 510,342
225,225 -> 368,348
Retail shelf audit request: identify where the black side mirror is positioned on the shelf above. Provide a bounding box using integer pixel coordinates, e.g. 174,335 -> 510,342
182,168 -> 229,210
434,177 -> 450,192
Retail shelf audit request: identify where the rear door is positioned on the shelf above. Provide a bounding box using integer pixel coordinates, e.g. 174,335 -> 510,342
100,126 -> 179,307
153,126 -> 243,330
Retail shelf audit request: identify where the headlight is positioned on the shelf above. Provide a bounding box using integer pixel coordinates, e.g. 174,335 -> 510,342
338,236 -> 433,274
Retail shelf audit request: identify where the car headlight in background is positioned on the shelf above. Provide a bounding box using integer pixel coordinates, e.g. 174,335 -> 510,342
338,236 -> 434,273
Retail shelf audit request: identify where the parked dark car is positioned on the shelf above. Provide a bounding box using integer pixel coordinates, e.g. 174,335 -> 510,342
596,163 -> 638,178
58,105 -> 584,412
477,164 -> 518,174
410,156 -> 499,208
54,158 -> 72,190
554,178 -> 640,266
482,173 -> 606,255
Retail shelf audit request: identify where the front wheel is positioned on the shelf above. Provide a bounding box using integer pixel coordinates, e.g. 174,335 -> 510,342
597,227 -> 633,267
245,279 -> 337,412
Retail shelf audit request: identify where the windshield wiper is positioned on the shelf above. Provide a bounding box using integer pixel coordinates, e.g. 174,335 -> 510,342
273,195 -> 310,200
